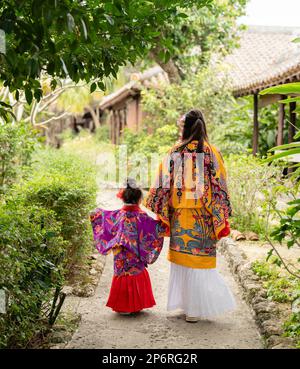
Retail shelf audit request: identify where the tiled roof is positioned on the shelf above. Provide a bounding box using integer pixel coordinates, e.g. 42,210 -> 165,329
98,66 -> 168,109
225,26 -> 300,97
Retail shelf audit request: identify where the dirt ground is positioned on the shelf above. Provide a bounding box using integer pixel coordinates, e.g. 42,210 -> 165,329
64,189 -> 263,349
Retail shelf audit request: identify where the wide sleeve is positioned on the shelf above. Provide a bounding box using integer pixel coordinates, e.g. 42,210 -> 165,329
137,214 -> 166,265
89,208 -> 119,255
209,145 -> 232,239
144,154 -> 172,229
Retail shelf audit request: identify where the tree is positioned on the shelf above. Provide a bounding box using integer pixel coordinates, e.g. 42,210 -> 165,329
150,0 -> 247,82
0,0 -> 212,120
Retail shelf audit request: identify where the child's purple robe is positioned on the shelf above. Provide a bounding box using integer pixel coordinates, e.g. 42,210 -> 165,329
90,205 -> 165,276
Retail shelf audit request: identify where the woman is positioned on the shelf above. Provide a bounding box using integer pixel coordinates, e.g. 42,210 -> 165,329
144,109 -> 236,322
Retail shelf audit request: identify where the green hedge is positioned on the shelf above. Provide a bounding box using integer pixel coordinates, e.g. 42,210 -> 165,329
13,149 -> 97,278
0,148 -> 97,347
0,202 -> 66,348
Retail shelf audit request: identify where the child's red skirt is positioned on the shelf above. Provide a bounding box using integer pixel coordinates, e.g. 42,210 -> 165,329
106,268 -> 156,313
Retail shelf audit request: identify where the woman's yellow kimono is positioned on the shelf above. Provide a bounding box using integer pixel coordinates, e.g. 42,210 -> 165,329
144,141 -> 231,269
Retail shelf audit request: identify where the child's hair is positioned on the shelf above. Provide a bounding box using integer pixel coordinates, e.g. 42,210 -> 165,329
120,178 -> 143,204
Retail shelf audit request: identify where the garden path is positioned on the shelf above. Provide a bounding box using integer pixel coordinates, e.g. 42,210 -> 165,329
66,189 -> 263,349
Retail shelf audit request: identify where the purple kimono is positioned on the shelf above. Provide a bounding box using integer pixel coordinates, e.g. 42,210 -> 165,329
90,205 -> 165,276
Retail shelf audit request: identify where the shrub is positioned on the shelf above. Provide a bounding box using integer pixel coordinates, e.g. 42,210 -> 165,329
225,153 -> 281,235
251,260 -> 279,280
284,313 -> 300,348
94,124 -> 110,143
0,121 -> 39,195
0,146 -> 97,347
0,201 -> 66,348
122,124 -> 178,158
251,260 -> 300,303
11,148 -> 97,280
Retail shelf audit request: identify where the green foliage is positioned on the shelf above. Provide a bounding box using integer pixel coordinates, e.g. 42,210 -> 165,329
0,121 -> 40,194
94,124 -> 110,144
252,260 -> 279,280
260,82 -> 300,96
259,82 -> 300,272
252,259 -> 300,348
0,0 -> 212,120
137,65 -> 246,156
11,148 -> 97,277
265,278 -> 296,303
260,82 -> 300,175
150,0 -> 247,77
139,66 -> 280,157
0,201 -> 66,348
0,145 -> 97,347
270,197 -> 300,252
251,261 -> 300,303
225,153 -> 280,234
122,124 -> 178,158
284,313 -> 300,348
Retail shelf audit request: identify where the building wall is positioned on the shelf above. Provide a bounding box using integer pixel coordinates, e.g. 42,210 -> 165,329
126,97 -> 139,131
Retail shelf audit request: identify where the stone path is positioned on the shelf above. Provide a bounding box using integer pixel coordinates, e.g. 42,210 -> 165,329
66,189 -> 263,349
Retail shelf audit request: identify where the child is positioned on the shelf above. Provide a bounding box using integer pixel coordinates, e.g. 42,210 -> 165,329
90,179 -> 166,314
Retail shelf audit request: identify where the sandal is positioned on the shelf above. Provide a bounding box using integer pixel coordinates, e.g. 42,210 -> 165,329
231,230 -> 246,241
244,231 -> 259,241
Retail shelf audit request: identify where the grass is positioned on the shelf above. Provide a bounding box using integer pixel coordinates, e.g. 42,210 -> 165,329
251,260 -> 300,347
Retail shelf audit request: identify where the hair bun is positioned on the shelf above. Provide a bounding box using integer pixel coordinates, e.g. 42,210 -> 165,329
125,177 -> 137,189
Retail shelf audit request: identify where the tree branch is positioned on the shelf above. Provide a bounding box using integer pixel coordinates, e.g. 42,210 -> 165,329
265,235 -> 300,280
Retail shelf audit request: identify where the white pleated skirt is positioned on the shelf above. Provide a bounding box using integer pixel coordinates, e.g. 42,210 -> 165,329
167,262 -> 236,318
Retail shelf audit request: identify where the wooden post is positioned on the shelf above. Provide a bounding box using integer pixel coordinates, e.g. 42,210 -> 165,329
277,95 -> 285,146
115,110 -> 119,145
288,101 -> 296,143
252,93 -> 259,155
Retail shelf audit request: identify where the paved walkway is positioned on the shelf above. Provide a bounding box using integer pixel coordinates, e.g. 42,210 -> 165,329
66,190 -> 263,349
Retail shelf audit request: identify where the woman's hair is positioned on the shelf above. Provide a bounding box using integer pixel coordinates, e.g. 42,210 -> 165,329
179,109 -> 208,152
120,178 -> 143,204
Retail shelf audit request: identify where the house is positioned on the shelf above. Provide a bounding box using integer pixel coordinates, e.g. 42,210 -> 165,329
96,66 -> 169,144
225,26 -> 300,154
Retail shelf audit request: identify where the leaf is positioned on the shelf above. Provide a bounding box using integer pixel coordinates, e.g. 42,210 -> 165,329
25,88 -> 33,105
292,37 -> 300,43
50,79 -> 57,90
80,18 -> 88,40
104,14 -> 114,26
287,199 -> 300,206
90,82 -> 97,93
268,142 -> 300,151
264,148 -> 300,162
278,96 -> 300,104
266,249 -> 274,261
164,51 -> 171,63
0,101 -> 12,108
67,13 -> 75,32
177,13 -> 188,18
260,83 -> 300,96
34,89 -> 43,101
